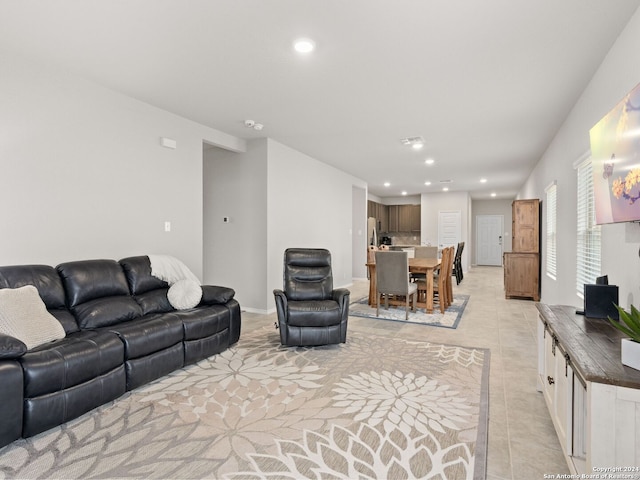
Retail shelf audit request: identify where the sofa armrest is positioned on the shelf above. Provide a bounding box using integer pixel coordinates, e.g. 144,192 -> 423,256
0,333 -> 27,359
0,360 -> 24,447
200,285 -> 235,305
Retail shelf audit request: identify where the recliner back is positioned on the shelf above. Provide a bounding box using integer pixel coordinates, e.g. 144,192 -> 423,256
283,248 -> 333,301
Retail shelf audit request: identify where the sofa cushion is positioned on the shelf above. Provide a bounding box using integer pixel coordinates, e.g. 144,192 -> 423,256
168,279 -> 202,310
107,313 -> 184,360
120,256 -> 168,295
119,256 -> 172,315
72,296 -> 143,329
21,330 -> 124,398
0,265 -> 66,309
0,264 -> 79,334
57,259 -> 132,306
0,286 -> 66,350
49,309 -> 81,334
133,289 -> 173,315
173,305 -> 230,341
57,260 -> 142,328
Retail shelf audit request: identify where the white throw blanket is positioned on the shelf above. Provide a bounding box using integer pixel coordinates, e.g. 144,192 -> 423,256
148,255 -> 200,286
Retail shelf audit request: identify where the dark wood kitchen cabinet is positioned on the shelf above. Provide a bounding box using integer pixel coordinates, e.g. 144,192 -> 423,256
368,202 -> 420,233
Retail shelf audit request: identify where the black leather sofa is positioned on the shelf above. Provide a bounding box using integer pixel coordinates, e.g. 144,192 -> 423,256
0,255 -> 241,448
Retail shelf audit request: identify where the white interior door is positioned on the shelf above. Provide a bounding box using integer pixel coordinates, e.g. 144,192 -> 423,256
438,211 -> 461,249
476,215 -> 503,265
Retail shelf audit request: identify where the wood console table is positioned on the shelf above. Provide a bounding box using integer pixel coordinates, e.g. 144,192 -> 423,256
536,304 -> 640,475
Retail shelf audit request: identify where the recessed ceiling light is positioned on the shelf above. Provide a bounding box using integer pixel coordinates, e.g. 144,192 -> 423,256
401,191 -> 408,195
425,158 -> 434,165
411,143 -> 424,150
293,38 -> 315,53
442,187 -> 449,192
384,182 -> 390,187
491,192 -> 497,197
424,181 -> 431,186
480,178 -> 487,183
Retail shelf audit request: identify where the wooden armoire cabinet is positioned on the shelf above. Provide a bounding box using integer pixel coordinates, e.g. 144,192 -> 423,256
504,199 -> 540,301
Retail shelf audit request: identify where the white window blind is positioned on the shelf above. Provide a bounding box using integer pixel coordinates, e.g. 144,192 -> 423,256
575,155 -> 601,296
545,181 -> 557,280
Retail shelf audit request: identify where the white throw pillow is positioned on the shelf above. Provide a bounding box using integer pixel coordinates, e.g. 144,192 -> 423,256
0,285 -> 66,350
167,279 -> 203,310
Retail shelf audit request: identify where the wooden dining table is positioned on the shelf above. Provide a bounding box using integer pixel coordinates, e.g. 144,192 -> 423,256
366,257 -> 441,313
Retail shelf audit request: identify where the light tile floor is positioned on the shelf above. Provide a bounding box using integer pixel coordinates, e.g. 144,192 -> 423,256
242,266 -> 570,479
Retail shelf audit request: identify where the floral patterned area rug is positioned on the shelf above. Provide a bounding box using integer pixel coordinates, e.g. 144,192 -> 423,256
0,327 -> 489,480
350,294 -> 470,329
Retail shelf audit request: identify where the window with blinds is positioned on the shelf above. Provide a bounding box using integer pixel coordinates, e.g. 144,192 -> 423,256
575,155 -> 601,297
545,181 -> 557,280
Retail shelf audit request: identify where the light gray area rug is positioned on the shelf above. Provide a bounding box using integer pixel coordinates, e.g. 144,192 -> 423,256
350,294 -> 470,329
0,327 -> 489,480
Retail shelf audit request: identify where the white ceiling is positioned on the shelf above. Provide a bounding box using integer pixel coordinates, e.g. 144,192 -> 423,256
2,0 -> 639,199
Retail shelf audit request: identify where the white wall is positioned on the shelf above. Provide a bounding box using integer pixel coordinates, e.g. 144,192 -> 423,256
520,8 -> 640,308
203,140 -> 267,310
267,139 -> 367,310
352,186 -> 368,279
204,138 -> 367,312
420,191 -> 471,272
0,53 -> 243,278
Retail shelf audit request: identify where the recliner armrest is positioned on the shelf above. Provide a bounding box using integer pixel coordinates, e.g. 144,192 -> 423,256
0,333 -> 27,359
332,288 -> 350,305
273,289 -> 288,333
273,289 -> 287,307
200,285 -> 235,305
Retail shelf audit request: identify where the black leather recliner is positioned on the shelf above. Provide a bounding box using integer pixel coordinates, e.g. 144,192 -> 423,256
273,248 -> 349,346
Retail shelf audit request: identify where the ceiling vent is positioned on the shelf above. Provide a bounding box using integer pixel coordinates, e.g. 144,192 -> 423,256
439,179 -> 453,184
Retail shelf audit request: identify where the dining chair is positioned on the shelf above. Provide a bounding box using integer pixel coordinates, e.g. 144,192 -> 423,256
452,242 -> 465,285
367,245 -> 378,281
418,246 -> 453,313
415,246 -> 438,259
411,246 -> 439,282
438,246 -> 454,310
375,251 -> 417,320
367,245 -> 379,264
